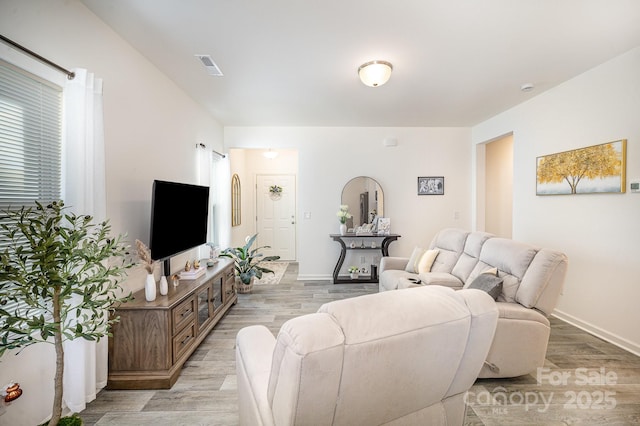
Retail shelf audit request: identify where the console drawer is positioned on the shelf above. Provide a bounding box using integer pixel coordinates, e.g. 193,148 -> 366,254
172,296 -> 195,333
173,322 -> 196,362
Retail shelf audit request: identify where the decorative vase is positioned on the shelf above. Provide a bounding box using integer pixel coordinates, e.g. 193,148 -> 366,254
236,276 -> 255,294
159,275 -> 168,296
339,223 -> 347,235
350,272 -> 359,279
145,274 -> 156,302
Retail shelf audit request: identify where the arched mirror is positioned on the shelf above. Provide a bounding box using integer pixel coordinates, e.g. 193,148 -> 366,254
341,176 -> 384,230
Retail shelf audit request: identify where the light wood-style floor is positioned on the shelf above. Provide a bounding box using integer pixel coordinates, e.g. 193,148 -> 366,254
82,263 -> 640,425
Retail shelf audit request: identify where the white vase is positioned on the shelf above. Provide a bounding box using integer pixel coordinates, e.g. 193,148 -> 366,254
159,275 -> 168,296
145,274 -> 157,302
350,272 -> 359,279
339,223 -> 347,235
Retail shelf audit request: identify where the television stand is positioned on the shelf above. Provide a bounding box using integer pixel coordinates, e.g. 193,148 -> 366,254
107,258 -> 236,389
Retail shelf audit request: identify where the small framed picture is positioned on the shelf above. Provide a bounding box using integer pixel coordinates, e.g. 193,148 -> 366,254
418,177 -> 444,195
377,217 -> 391,235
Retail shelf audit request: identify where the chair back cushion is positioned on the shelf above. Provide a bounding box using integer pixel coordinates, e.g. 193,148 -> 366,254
428,228 -> 469,273
451,231 -> 494,282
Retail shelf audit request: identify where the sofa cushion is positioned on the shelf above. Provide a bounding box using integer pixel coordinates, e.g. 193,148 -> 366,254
516,249 -> 568,314
466,273 -> 503,300
471,238 -> 539,303
405,247 -> 426,273
451,232 -> 494,282
429,229 -> 469,273
417,249 -> 439,273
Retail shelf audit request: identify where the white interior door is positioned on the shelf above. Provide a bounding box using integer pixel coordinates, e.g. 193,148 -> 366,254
256,174 -> 296,260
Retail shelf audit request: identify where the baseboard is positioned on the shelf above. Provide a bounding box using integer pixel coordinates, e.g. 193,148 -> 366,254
552,309 -> 640,357
296,274 -> 332,281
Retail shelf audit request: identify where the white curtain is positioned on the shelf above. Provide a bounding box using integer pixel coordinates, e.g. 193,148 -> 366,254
214,155 -> 231,249
61,68 -> 107,413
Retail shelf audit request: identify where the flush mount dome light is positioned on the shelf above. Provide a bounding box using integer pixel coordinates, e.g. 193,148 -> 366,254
263,149 -> 278,159
358,60 -> 393,87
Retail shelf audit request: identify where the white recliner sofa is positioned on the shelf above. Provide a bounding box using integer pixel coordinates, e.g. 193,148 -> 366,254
236,286 -> 498,426
379,228 -> 569,379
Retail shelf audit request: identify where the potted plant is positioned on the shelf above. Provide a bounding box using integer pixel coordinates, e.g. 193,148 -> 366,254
337,205 -> 352,235
348,266 -> 360,279
220,234 -> 280,293
0,201 -> 133,426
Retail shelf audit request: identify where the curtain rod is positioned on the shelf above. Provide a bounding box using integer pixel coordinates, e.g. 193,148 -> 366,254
0,34 -> 75,80
196,143 -> 226,158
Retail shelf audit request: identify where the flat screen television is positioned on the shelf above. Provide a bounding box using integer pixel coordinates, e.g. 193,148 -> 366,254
149,180 -> 209,272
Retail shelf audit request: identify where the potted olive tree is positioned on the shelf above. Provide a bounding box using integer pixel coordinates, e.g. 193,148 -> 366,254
0,201 -> 132,426
220,234 -> 280,293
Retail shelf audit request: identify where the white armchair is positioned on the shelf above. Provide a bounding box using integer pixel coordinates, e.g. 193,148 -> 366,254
236,286 -> 498,426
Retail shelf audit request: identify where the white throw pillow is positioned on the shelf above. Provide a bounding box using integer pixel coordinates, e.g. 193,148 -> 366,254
405,247 -> 426,273
482,267 -> 498,276
417,249 -> 440,273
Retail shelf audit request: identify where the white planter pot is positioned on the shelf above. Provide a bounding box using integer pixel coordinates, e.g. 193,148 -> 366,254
339,223 -> 347,235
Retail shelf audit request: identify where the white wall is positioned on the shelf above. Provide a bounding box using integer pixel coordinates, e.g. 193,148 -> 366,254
225,127 -> 472,280
0,1 -> 223,424
473,47 -> 640,354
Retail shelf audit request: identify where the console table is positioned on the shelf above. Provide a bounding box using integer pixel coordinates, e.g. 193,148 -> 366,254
330,233 -> 401,284
107,258 -> 236,389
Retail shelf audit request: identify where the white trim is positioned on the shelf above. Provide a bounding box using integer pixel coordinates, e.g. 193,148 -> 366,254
0,43 -> 65,87
552,309 -> 640,357
296,274 -> 332,281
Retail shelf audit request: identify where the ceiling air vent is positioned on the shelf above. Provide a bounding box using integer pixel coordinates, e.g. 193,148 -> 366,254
195,55 -> 223,76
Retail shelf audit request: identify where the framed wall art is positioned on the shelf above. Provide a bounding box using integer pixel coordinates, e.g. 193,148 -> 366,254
376,217 -> 391,235
536,139 -> 626,195
418,176 -> 444,195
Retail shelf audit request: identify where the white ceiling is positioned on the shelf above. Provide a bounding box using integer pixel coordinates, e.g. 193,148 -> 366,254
81,0 -> 640,127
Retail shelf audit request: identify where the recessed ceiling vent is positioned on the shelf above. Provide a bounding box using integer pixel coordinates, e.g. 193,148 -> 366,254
195,55 -> 223,76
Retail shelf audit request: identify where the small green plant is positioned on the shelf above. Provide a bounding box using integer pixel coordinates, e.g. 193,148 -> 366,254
220,234 -> 280,284
336,205 -> 352,224
0,201 -> 133,426
348,266 -> 359,274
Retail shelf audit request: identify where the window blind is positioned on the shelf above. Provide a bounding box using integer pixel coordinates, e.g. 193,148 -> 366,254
0,61 -> 62,210
0,61 -> 63,329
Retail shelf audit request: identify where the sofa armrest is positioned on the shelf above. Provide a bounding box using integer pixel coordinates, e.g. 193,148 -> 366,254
418,272 -> 463,289
236,325 -> 277,426
379,256 -> 409,274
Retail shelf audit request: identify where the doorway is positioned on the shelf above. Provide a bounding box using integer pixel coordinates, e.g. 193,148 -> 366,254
480,134 -> 513,238
256,174 -> 296,260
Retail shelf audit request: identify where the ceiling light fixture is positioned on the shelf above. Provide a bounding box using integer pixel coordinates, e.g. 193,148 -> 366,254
263,149 -> 278,159
358,60 -> 393,87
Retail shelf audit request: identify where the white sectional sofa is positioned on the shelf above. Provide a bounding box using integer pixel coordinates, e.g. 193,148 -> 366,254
379,228 -> 568,378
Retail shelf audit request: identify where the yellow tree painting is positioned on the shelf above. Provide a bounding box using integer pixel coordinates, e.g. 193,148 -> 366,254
536,140 -> 626,195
